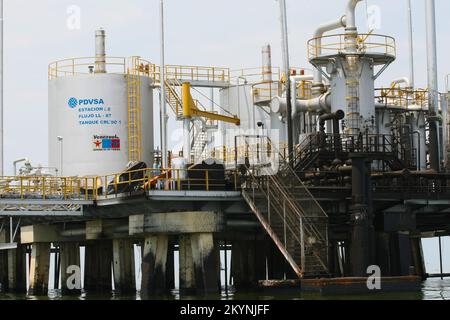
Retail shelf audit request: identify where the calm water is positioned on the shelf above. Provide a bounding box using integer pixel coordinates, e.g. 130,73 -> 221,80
0,278 -> 449,300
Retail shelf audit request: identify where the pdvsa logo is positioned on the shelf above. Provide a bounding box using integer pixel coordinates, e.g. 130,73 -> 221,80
68,97 -> 78,108
68,97 -> 105,109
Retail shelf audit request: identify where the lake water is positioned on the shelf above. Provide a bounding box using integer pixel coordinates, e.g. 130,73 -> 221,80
0,278 -> 449,300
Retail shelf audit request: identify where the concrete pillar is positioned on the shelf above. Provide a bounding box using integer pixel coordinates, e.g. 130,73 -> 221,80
232,240 -> 268,288
84,241 -> 113,293
411,237 -> 426,279
266,242 -> 286,280
7,245 -> 27,293
59,242 -> 81,294
190,233 -> 219,294
112,239 -> 135,294
179,235 -> 195,293
141,235 -> 169,295
0,249 -> 7,292
0,230 -> 8,292
375,232 -> 392,276
29,243 -> 51,295
166,238 -> 175,290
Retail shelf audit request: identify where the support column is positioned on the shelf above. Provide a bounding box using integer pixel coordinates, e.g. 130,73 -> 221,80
190,233 -> 219,294
0,249 -> 7,292
7,245 -> 27,293
141,235 -> 169,295
411,237 -> 426,279
84,241 -> 113,293
59,242 -> 81,294
375,232 -> 392,276
266,242 -> 286,280
112,239 -> 135,294
232,239 -> 267,288
0,230 -> 8,292
29,243 -> 51,295
349,155 -> 375,276
179,235 -> 195,293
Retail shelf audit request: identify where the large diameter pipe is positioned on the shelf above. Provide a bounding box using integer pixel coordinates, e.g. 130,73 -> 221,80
94,29 -> 106,73
345,0 -> 363,53
425,0 -> 440,171
313,16 -> 347,85
271,92 -> 331,116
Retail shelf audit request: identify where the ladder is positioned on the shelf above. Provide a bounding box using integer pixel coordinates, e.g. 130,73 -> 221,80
127,59 -> 142,162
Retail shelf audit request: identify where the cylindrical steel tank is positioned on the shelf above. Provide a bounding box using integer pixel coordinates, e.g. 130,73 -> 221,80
48,73 -> 154,177
48,31 -> 154,177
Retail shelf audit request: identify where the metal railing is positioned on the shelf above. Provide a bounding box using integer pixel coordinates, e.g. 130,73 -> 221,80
48,56 -> 155,80
154,65 -> 230,84
240,135 -> 329,276
207,142 -> 289,167
375,88 -> 428,109
0,167 -> 240,201
307,34 -> 396,60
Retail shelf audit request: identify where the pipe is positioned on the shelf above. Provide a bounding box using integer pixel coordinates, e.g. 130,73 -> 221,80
425,0 -> 440,171
278,0 -> 294,168
412,130 -> 421,171
262,44 -> 272,82
290,74 -> 313,111
160,0 -> 168,168
346,0 -> 362,31
313,16 -> 347,85
13,157 -> 28,175
407,0 -> 415,88
183,118 -> 191,161
94,29 -> 106,73
0,0 -> 3,176
345,0 -> 363,53
391,77 -> 411,88
272,92 -> 331,116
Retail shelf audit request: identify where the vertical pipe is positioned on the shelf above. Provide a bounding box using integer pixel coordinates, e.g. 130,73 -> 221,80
94,29 -> 106,74
442,93 -> 448,169
159,0 -> 168,168
0,0 -> 3,176
262,44 -> 272,83
406,0 -> 415,88
438,236 -> 443,279
278,0 -> 293,167
183,119 -> 191,161
224,240 -> 228,295
425,0 -> 440,171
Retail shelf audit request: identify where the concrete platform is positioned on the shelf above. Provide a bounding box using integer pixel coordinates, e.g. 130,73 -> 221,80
259,276 -> 422,295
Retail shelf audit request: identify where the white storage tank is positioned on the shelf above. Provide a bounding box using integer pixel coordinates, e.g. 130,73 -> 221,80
48,30 -> 154,177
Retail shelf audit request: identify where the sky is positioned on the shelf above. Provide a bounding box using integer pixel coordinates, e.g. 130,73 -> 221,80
2,0 -> 450,273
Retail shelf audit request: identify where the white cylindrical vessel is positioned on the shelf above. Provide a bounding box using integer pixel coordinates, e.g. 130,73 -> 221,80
48,72 -> 154,177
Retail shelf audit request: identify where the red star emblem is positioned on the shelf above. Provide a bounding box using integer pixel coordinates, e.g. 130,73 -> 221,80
94,140 -> 102,148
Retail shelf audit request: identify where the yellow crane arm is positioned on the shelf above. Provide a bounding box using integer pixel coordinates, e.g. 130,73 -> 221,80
182,82 -> 241,126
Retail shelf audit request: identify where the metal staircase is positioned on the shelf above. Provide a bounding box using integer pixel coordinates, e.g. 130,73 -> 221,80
191,120 -> 209,163
127,58 -> 142,162
164,78 -> 184,120
240,136 -> 329,278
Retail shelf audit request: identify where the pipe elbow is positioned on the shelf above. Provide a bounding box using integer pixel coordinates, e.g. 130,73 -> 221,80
346,0 -> 363,29
391,77 -> 411,88
313,15 -> 347,38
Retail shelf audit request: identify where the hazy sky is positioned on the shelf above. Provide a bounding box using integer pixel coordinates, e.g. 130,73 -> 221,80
2,0 -> 449,273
